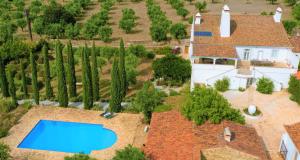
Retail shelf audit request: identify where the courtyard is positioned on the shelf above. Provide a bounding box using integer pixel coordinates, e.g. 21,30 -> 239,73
0,106 -> 146,160
223,87 -> 300,160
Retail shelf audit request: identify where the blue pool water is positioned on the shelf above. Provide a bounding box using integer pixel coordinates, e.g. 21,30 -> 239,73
18,120 -> 117,154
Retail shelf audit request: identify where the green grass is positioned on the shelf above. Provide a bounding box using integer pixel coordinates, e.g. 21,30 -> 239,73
153,104 -> 173,112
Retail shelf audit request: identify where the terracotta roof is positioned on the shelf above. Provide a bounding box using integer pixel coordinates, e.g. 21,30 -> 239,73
290,36 -> 300,53
144,111 -> 269,160
295,71 -> 300,80
285,122 -> 300,151
192,14 -> 292,57
193,44 -> 237,58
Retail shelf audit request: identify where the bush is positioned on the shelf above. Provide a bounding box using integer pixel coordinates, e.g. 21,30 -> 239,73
65,154 -> 96,160
112,145 -> 147,160
169,89 -> 180,96
0,143 -> 10,160
288,75 -> 300,104
127,45 -> 147,57
153,104 -> 173,112
0,98 -> 17,113
146,52 -> 155,59
170,23 -> 187,40
238,87 -> 245,92
256,77 -> 274,94
152,54 -> 191,85
132,82 -> 164,123
153,46 -> 172,55
182,86 -> 245,125
214,77 -> 230,92
283,20 -> 297,35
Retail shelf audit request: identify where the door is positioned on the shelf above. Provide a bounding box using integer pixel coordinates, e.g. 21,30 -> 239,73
243,49 -> 250,60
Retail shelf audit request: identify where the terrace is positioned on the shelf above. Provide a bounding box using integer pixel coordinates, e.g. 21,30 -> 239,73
1,106 -> 146,160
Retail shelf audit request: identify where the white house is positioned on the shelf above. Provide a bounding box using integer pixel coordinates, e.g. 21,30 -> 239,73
189,5 -> 300,91
280,122 -> 300,160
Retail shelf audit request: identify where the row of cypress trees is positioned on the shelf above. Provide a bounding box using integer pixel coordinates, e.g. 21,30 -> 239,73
109,39 -> 128,112
1,40 -> 102,109
1,40 -> 129,112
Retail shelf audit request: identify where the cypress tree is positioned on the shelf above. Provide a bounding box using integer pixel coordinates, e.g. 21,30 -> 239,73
30,51 -> 39,105
7,69 -> 17,107
0,57 -> 9,97
65,40 -> 77,98
55,41 -> 68,107
81,46 -> 93,109
110,55 -> 122,112
42,44 -> 54,99
119,39 -> 127,98
20,61 -> 28,97
91,41 -> 100,101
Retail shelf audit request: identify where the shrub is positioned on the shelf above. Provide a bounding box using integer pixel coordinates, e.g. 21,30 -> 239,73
0,98 -> 17,113
288,75 -> 300,104
283,20 -> 297,35
169,89 -> 180,96
153,104 -> 173,112
153,46 -> 172,55
260,11 -> 268,15
214,77 -> 230,92
146,52 -> 155,59
112,145 -> 147,160
238,87 -> 245,92
0,143 -> 10,160
152,54 -> 191,85
188,16 -> 193,24
182,86 -> 245,125
132,82 -> 164,123
195,1 -> 207,12
170,23 -> 187,40
64,154 -> 96,160
127,45 -> 147,57
256,77 -> 274,94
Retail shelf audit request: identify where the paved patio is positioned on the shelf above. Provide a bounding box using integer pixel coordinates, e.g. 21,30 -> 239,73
223,87 -> 300,160
0,106 -> 146,160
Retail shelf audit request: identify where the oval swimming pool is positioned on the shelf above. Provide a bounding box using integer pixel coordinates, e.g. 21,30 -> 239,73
18,120 -> 117,154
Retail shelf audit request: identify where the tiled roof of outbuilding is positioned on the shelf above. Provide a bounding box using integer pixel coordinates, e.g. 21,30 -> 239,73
144,111 -> 270,160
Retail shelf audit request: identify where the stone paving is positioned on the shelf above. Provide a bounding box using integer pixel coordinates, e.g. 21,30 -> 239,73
0,106 -> 145,160
223,87 -> 300,160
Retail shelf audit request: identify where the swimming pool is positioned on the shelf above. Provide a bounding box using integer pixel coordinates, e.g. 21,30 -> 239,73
18,120 -> 117,154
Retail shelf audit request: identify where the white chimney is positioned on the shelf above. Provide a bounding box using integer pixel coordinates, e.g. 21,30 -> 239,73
224,127 -> 232,142
273,7 -> 282,23
195,13 -> 201,25
191,16 -> 195,42
220,5 -> 231,37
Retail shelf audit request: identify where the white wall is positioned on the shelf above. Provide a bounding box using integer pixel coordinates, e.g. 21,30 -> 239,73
236,46 -> 299,69
280,133 -> 300,160
254,67 -> 297,90
191,64 -> 247,90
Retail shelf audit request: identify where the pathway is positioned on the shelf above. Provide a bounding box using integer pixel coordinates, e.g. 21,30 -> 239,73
223,87 -> 300,160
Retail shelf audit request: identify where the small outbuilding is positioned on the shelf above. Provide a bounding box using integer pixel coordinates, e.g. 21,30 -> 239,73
280,122 -> 300,160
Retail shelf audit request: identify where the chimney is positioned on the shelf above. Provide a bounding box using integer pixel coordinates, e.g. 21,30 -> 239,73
195,13 -> 201,25
273,7 -> 282,23
224,127 -> 232,142
220,5 -> 231,37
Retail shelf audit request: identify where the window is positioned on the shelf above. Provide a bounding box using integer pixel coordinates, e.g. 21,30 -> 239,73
280,141 -> 288,159
272,49 -> 279,59
243,49 -> 250,60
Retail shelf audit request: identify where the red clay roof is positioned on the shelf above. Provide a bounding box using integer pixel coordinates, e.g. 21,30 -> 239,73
295,71 -> 300,80
285,122 -> 300,151
193,44 -> 237,58
290,36 -> 300,53
192,14 -> 292,57
144,111 -> 269,160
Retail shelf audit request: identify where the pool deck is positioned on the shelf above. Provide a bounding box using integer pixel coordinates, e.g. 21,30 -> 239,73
0,106 -> 146,160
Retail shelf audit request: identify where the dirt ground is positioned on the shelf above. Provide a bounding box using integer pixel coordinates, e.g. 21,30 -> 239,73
20,0 -> 293,48
223,87 -> 300,160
